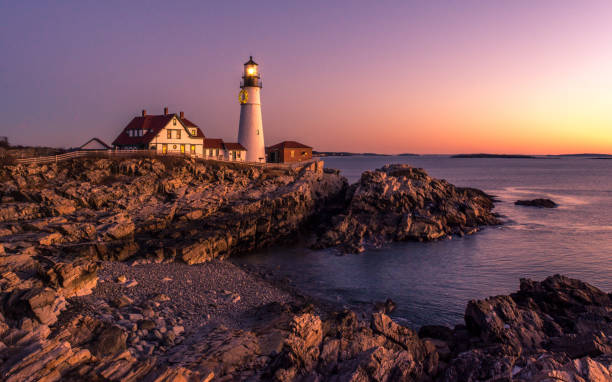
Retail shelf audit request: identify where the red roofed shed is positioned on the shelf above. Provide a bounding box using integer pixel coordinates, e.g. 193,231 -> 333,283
266,141 -> 312,163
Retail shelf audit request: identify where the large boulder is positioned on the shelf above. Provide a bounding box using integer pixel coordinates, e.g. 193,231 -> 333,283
92,325 -> 128,358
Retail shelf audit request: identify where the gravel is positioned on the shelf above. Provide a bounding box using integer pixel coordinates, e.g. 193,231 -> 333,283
91,259 -> 295,332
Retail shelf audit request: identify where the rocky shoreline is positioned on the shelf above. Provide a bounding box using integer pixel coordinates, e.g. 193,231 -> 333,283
315,164 -> 500,253
0,157 -> 610,381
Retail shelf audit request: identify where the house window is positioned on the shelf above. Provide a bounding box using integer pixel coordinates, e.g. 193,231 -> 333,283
257,129 -> 259,135
128,130 -> 132,137
167,130 -> 171,139
176,130 -> 181,139
291,150 -> 295,158
173,119 -> 177,126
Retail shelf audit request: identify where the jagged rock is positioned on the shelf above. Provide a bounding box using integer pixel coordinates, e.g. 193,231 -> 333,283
465,294 -> 548,351
20,287 -> 67,325
138,319 -> 155,331
112,294 -> 133,308
93,325 -> 128,357
371,312 -> 439,375
45,258 -> 98,297
39,232 -> 63,246
316,164 -> 499,252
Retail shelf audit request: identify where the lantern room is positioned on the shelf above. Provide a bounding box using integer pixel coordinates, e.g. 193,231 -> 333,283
241,56 -> 262,88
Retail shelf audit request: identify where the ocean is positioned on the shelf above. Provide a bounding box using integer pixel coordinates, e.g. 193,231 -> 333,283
235,155 -> 612,328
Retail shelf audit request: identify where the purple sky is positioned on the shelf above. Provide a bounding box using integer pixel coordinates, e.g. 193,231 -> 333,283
1,1 -> 611,153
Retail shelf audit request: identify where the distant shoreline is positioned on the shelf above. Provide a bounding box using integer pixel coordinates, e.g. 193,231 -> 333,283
451,153 -> 536,158
313,151 -> 394,157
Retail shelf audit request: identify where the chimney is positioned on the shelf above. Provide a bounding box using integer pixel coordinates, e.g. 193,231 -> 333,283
142,109 -> 147,117
180,111 -> 184,119
164,107 -> 168,115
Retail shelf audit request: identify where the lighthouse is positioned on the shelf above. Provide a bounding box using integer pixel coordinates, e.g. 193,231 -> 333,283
237,56 -> 265,162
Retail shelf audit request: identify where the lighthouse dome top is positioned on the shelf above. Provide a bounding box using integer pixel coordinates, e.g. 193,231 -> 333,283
244,56 -> 258,66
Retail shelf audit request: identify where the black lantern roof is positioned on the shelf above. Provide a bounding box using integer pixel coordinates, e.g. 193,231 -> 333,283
244,56 -> 258,66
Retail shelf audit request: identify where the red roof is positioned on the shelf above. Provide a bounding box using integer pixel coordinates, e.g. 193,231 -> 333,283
224,142 -> 246,151
267,140 -> 312,150
204,138 -> 224,149
112,114 -> 204,146
180,117 -> 199,128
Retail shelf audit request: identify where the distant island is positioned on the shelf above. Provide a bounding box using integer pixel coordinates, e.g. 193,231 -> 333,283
554,153 -> 612,158
452,153 -> 537,158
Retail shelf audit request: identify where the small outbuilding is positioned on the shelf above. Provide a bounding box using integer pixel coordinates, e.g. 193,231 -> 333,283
266,141 -> 312,163
79,138 -> 111,150
223,142 -> 247,161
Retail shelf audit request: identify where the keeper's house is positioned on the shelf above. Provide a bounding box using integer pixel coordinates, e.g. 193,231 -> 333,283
113,108 -> 205,155
112,108 -> 246,161
266,141 -> 312,163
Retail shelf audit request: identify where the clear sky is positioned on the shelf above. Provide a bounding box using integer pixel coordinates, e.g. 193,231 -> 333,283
1,1 -> 611,154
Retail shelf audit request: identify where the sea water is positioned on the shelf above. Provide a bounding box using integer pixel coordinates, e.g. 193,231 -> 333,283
235,155 -> 612,327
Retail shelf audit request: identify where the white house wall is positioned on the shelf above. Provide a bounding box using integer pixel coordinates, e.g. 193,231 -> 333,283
148,116 -> 204,156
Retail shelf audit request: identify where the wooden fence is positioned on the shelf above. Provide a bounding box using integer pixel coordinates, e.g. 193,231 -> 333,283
8,149 -> 317,169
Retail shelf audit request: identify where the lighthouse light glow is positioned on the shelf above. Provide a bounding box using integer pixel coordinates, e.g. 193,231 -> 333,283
246,65 -> 257,76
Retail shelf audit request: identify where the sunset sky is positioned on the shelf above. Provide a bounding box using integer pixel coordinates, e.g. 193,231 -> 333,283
1,1 -> 611,154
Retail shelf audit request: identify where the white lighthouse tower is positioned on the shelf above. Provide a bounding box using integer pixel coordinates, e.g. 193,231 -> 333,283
237,56 -> 265,162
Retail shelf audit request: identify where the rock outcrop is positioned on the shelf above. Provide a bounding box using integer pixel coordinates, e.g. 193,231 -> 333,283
515,198 -> 557,208
441,275 -> 612,381
316,164 -> 499,253
0,157 -> 346,264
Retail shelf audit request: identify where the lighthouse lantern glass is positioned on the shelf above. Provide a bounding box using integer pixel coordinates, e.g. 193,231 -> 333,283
245,64 -> 257,77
